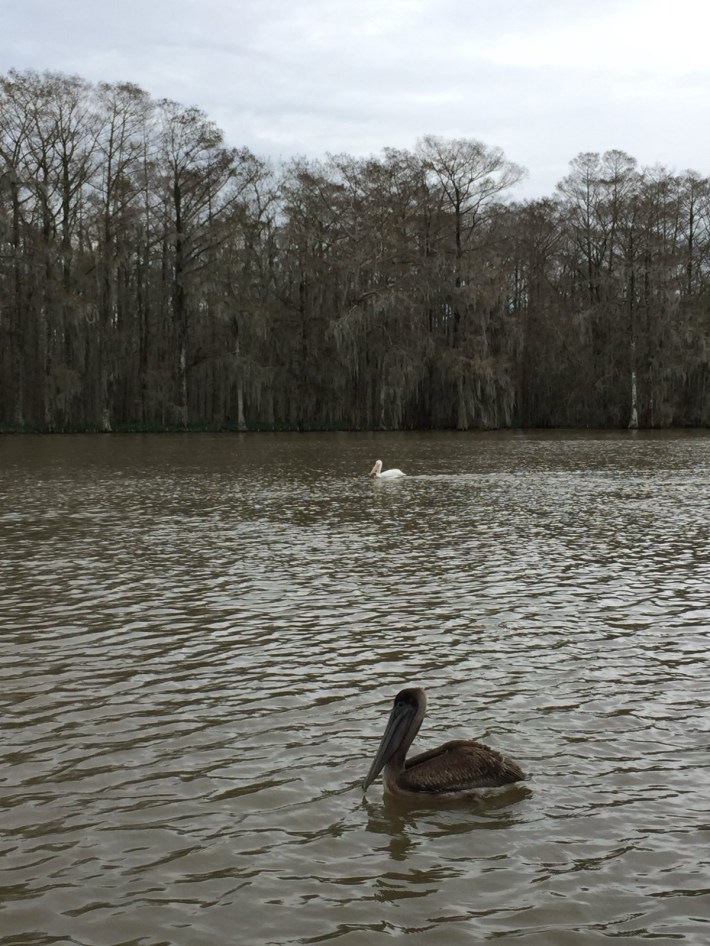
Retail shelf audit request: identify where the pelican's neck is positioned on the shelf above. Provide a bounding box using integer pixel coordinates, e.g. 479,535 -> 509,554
388,710 -> 423,775
382,718 -> 422,793
384,741 -> 409,775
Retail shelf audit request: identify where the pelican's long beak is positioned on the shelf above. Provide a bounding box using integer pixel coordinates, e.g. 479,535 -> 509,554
369,463 -> 378,477
362,701 -> 417,790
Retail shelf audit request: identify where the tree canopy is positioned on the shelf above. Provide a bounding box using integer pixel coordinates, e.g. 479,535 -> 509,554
1,70 -> 708,431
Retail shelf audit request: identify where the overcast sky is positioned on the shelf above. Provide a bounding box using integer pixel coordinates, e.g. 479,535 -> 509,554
2,0 -> 709,197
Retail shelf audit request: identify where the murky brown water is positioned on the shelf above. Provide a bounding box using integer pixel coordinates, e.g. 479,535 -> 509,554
1,431 -> 710,946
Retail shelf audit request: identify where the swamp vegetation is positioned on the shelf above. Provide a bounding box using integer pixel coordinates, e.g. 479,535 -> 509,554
1,70 -> 709,432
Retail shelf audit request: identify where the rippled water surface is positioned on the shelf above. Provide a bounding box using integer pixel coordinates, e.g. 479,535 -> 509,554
2,431 -> 710,946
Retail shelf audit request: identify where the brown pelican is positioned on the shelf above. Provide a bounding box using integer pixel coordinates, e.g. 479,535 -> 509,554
362,688 -> 525,797
370,459 -> 406,479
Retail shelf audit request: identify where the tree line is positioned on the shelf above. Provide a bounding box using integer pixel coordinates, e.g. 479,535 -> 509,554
1,69 -> 708,432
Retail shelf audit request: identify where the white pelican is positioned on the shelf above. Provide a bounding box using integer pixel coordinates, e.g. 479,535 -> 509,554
362,687 -> 525,798
369,459 -> 406,479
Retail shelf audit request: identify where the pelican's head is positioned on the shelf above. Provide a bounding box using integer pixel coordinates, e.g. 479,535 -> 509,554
362,687 -> 427,790
369,460 -> 383,477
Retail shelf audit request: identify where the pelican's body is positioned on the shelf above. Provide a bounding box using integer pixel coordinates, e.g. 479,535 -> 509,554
362,688 -> 524,798
370,459 -> 406,479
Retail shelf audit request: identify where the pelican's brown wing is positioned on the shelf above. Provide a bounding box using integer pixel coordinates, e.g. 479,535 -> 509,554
401,739 -> 524,794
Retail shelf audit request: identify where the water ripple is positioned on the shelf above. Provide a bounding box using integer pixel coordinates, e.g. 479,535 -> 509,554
1,431 -> 710,945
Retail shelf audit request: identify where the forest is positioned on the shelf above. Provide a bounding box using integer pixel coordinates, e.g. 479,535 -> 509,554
1,69 -> 709,432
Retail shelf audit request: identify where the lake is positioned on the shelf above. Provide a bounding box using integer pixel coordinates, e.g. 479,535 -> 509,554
1,430 -> 709,946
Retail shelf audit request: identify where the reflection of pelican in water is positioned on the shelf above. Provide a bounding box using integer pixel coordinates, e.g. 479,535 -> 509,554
362,688 -> 525,798
369,459 -> 406,479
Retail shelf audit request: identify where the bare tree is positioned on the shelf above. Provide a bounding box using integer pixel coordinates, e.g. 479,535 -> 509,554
2,70 -> 710,433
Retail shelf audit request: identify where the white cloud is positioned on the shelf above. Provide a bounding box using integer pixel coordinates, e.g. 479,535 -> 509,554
2,0 -> 710,197
483,0 -> 710,74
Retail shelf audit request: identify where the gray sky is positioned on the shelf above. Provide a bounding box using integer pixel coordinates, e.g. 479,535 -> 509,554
2,0 -> 709,197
